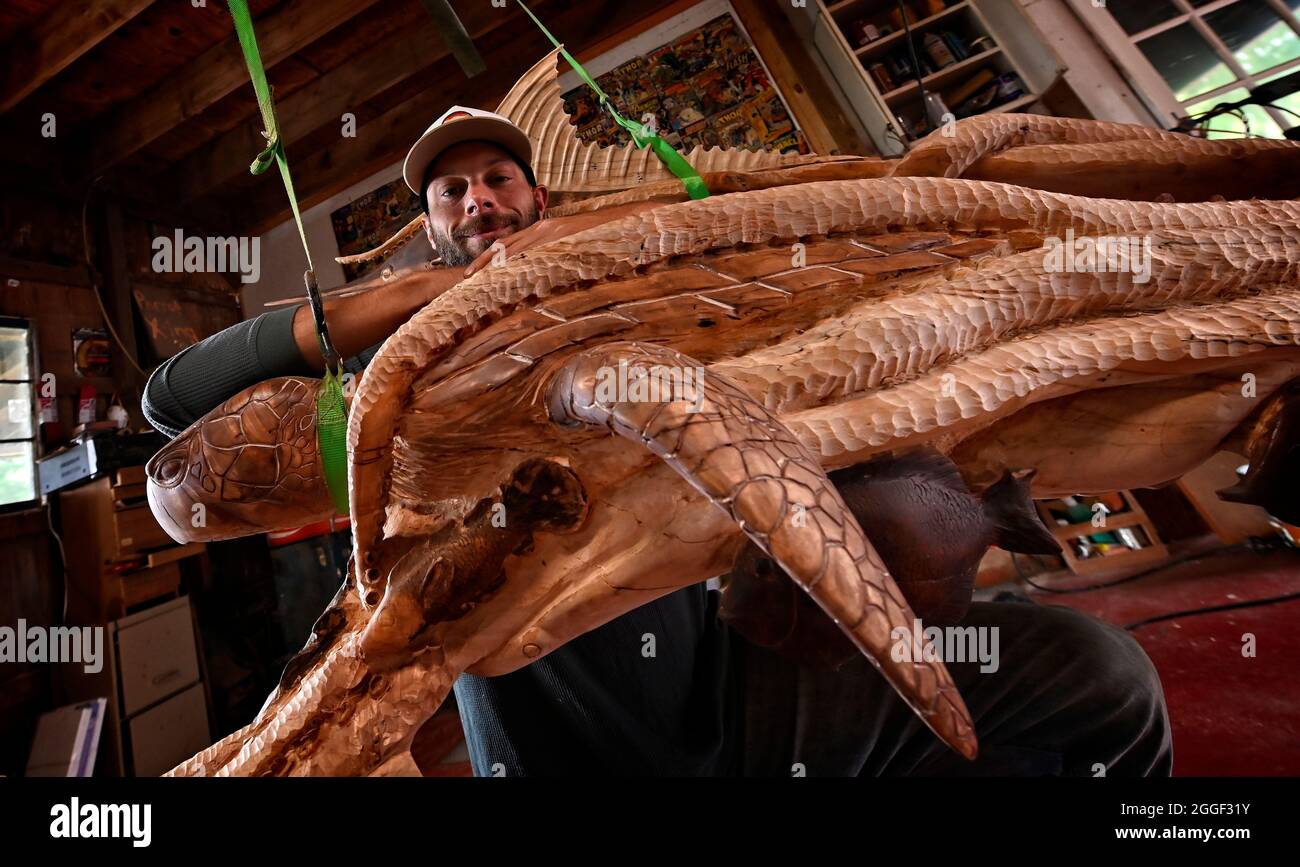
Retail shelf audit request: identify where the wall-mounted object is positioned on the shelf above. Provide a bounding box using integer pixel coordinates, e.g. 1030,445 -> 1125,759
72,328 -> 110,378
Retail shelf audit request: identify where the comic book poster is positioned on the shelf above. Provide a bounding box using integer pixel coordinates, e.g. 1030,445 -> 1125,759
660,82 -> 707,132
668,28 -> 714,79
563,88 -> 603,129
646,44 -> 686,89
331,177 -> 422,281
559,14 -> 807,157
767,131 -> 804,155
754,93 -> 795,142
694,69 -> 742,117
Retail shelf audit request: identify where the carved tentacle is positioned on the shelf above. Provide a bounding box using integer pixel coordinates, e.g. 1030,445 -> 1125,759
891,113 -> 1190,178
546,341 -> 978,760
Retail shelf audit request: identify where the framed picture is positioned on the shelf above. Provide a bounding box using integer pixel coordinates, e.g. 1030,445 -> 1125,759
559,0 -> 809,156
330,177 -> 423,282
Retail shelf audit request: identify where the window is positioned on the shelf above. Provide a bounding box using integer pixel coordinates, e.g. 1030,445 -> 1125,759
0,317 -> 39,511
1072,0 -> 1300,137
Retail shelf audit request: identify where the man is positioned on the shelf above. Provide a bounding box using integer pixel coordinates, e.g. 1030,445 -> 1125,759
143,106 -> 1173,777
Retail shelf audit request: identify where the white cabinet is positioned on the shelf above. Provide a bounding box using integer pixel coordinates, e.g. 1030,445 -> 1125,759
61,596 -> 212,776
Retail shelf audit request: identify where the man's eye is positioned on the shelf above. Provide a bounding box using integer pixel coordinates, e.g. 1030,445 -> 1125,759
440,188 -> 459,199
493,175 -> 510,183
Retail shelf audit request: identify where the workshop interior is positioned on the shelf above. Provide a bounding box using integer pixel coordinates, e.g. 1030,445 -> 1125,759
2,0 -> 1299,786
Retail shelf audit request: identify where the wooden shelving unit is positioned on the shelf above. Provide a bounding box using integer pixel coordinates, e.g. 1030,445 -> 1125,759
1035,491 -> 1169,577
848,1 -> 971,62
880,47 -> 1002,101
811,0 -> 1064,155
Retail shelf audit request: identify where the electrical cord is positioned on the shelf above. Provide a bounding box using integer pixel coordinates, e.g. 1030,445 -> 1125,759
45,499 -> 69,623
1013,541 -> 1245,594
1262,102 -> 1300,123
1011,534 -> 1300,630
897,1 -> 932,124
1123,590 -> 1300,631
80,176 -> 148,378
1014,534 -> 1293,595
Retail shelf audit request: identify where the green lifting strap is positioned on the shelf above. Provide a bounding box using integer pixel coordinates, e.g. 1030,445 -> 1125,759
227,0 -> 349,515
515,0 -> 711,200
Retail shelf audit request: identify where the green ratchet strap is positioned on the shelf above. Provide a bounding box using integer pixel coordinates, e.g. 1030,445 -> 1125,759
515,0 -> 710,200
227,0 -> 349,515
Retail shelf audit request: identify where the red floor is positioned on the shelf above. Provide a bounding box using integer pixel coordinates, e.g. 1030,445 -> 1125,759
1025,538 -> 1300,775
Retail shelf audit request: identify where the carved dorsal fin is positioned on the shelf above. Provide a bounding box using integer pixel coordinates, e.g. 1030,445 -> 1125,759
495,48 -> 841,196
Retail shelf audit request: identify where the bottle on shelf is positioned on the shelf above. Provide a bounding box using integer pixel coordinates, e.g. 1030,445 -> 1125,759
924,33 -> 957,70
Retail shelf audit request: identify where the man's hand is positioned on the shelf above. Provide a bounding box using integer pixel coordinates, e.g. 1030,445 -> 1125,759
463,201 -> 661,277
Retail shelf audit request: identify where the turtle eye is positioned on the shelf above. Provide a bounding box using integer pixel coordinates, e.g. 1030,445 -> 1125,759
148,448 -> 189,487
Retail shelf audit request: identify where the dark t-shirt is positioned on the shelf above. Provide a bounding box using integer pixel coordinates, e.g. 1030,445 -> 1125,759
141,306 -> 741,776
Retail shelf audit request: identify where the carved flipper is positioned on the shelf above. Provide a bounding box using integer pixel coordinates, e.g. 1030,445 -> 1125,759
146,377 -> 338,542
546,342 -> 978,760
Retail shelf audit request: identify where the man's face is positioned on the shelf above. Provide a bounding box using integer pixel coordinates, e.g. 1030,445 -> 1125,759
423,141 -> 547,267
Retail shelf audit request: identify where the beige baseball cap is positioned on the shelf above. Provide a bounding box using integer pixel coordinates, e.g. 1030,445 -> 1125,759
403,105 -> 534,197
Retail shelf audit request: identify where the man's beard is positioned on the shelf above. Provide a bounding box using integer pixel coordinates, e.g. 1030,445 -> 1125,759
431,203 -> 540,267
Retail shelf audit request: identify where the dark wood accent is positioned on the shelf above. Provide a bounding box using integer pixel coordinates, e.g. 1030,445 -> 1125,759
0,255 -> 92,288
163,0 -> 530,207
101,201 -> 145,425
86,0 -> 384,175
0,0 -> 156,113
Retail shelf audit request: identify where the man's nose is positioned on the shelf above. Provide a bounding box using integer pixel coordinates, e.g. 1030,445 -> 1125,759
464,181 -> 497,216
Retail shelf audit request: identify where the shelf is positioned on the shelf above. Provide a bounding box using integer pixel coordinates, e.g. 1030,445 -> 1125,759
1034,491 -> 1169,577
814,0 -> 1056,156
1048,511 -> 1149,542
988,92 -> 1039,114
881,47 -> 1001,103
826,0 -> 879,17
852,2 -> 970,63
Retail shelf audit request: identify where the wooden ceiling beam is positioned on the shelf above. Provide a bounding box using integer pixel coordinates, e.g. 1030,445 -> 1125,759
225,0 -> 652,235
162,0 -> 527,207
0,0 -> 157,114
85,0 -> 384,176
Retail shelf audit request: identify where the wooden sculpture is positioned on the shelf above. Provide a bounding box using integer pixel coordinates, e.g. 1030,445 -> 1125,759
719,449 -> 1060,671
148,50 -> 1300,776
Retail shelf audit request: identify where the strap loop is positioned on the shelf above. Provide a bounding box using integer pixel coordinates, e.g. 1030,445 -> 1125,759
227,0 -> 349,514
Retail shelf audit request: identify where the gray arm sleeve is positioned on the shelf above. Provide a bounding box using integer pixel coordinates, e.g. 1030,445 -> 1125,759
141,305 -> 315,439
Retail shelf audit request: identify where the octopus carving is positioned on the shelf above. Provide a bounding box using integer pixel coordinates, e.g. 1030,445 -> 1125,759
147,50 -> 1300,776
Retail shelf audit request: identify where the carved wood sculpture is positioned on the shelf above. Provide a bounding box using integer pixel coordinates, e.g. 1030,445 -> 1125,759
719,448 -> 1061,671
147,50 -> 1300,776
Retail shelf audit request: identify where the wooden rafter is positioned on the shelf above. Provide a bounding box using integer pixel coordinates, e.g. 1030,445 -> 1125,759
0,0 -> 157,114
86,0 -> 384,176
163,0 -> 538,207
